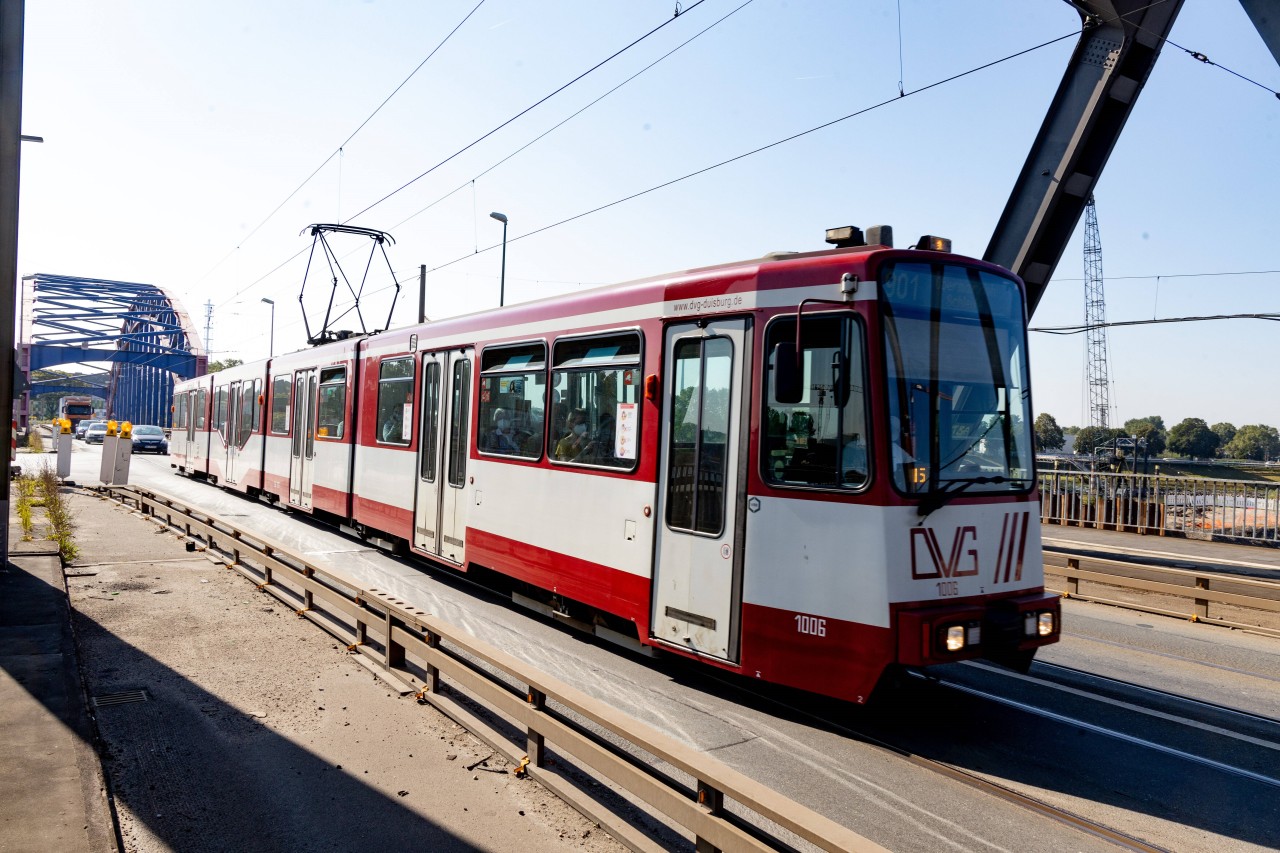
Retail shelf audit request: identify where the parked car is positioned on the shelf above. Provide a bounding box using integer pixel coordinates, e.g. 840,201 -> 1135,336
83,422 -> 108,444
130,425 -> 169,455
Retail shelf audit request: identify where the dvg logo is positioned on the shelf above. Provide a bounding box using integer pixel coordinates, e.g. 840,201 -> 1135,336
910,525 -> 979,580
909,512 -> 1032,583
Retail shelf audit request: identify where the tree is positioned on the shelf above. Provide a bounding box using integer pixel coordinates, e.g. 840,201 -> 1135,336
1223,424 -> 1280,462
206,358 -> 243,374
1033,412 -> 1065,452
1074,426 -> 1124,456
1122,416 -> 1166,456
1210,422 -> 1236,456
1166,418 -> 1220,459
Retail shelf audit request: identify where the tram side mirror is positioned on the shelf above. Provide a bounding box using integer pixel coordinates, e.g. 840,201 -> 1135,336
831,352 -> 850,409
773,342 -> 803,404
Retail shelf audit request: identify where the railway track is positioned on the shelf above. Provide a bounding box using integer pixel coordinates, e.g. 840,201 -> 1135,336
699,670 -> 1173,853
703,647 -> 1280,853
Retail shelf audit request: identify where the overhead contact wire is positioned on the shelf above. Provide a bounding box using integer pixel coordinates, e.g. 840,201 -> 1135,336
204,0 -> 488,299
420,27 -> 1081,277
221,0 -> 714,314
390,0 -> 758,233
343,0 -> 712,223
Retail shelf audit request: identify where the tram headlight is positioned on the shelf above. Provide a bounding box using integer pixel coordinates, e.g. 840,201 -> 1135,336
941,622 -> 980,652
1038,611 -> 1055,636
1024,611 -> 1056,637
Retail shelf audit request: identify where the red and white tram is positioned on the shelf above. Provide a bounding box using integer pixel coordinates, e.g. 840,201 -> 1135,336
172,227 -> 1059,704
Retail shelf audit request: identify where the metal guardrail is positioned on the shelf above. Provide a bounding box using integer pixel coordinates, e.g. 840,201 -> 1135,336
1038,469 -> 1280,546
1044,551 -> 1280,638
103,485 -> 884,853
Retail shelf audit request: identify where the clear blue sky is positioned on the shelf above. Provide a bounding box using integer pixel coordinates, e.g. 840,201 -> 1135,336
17,1 -> 1279,430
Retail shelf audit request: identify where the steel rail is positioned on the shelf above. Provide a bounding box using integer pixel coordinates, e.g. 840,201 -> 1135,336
916,673 -> 1280,793
101,484 -> 884,853
1029,661 -> 1280,728
696,670 -> 1173,853
1043,552 -> 1280,638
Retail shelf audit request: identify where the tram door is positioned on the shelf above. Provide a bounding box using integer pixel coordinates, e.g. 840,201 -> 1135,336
225,381 -> 242,485
185,391 -> 197,444
178,390 -> 196,461
412,349 -> 473,565
651,318 -> 750,663
289,369 -> 318,509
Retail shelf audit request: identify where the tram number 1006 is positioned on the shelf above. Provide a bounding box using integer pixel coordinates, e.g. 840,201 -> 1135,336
794,614 -> 827,637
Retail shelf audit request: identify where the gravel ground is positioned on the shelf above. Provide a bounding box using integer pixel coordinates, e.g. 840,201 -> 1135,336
66,488 -> 624,853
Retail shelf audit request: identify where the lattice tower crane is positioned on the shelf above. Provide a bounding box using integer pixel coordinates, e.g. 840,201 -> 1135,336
1082,196 -> 1112,431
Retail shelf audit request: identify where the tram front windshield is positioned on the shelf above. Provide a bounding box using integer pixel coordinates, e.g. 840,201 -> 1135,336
880,261 -> 1034,496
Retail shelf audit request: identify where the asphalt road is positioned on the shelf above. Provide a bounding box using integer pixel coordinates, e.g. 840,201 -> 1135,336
60,440 -> 1280,852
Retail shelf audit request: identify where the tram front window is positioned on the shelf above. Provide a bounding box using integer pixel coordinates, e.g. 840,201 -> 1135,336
763,315 -> 869,489
880,261 -> 1034,496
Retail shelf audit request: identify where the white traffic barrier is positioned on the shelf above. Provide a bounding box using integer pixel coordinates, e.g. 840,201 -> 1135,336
98,421 -> 133,486
56,419 -> 72,479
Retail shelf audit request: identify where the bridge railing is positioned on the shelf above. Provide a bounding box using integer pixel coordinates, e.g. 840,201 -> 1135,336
1037,468 -> 1280,546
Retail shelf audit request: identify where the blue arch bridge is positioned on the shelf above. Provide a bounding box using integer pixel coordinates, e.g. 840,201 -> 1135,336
18,274 -> 206,428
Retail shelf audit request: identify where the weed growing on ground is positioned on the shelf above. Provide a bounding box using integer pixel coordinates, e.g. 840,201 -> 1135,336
15,474 -> 35,539
25,428 -> 44,453
36,463 -> 78,562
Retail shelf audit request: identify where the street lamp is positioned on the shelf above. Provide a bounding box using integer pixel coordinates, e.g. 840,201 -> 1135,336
489,211 -> 508,307
261,298 -> 275,357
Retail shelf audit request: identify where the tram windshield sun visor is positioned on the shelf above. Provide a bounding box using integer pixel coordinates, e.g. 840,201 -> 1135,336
880,261 -> 1035,497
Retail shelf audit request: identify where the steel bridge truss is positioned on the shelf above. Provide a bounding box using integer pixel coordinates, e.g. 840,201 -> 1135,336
19,274 -> 206,427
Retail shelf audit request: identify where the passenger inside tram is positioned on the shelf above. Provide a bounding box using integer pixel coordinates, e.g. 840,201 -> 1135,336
555,408 -> 593,461
486,407 -> 522,455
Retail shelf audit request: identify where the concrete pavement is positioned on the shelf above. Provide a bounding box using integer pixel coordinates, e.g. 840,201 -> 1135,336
1,529 -> 116,852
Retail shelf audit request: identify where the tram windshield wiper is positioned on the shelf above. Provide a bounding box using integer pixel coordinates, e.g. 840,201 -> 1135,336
916,475 -> 1031,520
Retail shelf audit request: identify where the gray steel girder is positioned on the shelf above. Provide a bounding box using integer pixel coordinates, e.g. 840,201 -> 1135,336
1238,0 -> 1280,67
984,0 -> 1185,316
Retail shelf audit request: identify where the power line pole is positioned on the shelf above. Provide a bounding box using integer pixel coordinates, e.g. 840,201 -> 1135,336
1083,195 -> 1113,431
203,300 -> 214,365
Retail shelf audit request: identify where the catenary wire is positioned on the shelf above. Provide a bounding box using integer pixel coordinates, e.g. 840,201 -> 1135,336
216,0 -> 713,312
290,22 -> 1093,328
342,0 -> 713,224
1120,9 -> 1280,99
416,27 -> 1083,278
388,0 -> 759,234
220,3 -> 1202,341
1054,268 -> 1280,282
200,0 -> 488,294
1031,313 -> 1280,334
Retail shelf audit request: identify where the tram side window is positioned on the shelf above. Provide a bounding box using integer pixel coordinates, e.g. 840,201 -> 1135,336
270,374 -> 291,434
196,389 -> 207,430
477,343 -> 545,459
175,394 -> 188,430
420,361 -> 441,481
376,357 -> 414,445
447,359 -> 470,488
549,332 -> 642,470
238,383 -> 256,446
316,367 -> 347,439
667,337 -> 732,535
763,315 -> 869,489
214,388 -> 228,441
